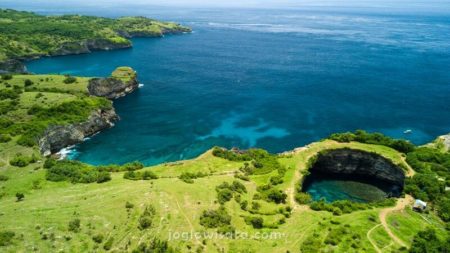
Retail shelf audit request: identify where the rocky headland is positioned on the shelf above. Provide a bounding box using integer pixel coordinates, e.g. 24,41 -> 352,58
38,67 -> 139,156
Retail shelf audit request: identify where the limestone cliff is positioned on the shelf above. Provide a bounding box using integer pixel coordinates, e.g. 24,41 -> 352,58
0,59 -> 27,74
38,67 -> 139,156
310,148 -> 405,188
87,67 -> 138,99
39,109 -> 119,156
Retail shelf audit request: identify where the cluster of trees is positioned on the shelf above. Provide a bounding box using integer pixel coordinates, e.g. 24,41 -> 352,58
9,153 -> 38,167
213,147 -> 283,175
199,206 -> 232,229
123,170 -> 158,180
138,205 -> 156,230
215,180 -> 247,204
404,147 -> 450,222
328,130 -> 415,153
178,171 -> 208,183
44,160 -> 112,184
0,85 -> 22,115
309,199 -> 396,216
132,238 -> 177,253
409,228 -> 449,253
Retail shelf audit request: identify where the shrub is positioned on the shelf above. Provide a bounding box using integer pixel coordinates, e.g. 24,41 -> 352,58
24,79 -> 34,87
63,75 -> 77,84
96,171 -> 111,183
245,216 -> 264,229
103,237 -> 114,251
133,238 -> 176,253
295,192 -> 312,204
0,175 -> 8,181
0,134 -> 11,143
125,201 -> 134,209
1,74 -> 12,80
329,130 -> 415,153
266,189 -> 287,204
15,192 -> 24,201
217,189 -> 233,204
179,172 -> 207,183
199,206 -> 231,228
138,205 -> 156,230
68,218 -> 81,232
10,154 -> 37,167
0,231 -> 15,246
92,234 -> 104,243
409,228 -> 447,253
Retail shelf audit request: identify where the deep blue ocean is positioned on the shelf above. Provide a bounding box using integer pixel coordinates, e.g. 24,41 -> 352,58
18,6 -> 450,166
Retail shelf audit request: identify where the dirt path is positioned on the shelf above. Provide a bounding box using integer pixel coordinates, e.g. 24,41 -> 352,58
379,195 -> 414,248
367,224 -> 383,253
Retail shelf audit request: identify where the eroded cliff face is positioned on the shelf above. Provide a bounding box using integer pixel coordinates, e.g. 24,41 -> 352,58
38,67 -> 139,156
39,109 -> 119,156
310,148 -> 405,188
0,59 -> 27,74
87,76 -> 138,99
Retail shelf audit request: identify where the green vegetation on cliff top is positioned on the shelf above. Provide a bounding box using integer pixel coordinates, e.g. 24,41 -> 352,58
0,9 -> 191,62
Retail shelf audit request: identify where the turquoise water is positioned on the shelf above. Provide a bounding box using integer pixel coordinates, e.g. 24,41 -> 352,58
305,179 -> 388,203
24,8 -> 450,165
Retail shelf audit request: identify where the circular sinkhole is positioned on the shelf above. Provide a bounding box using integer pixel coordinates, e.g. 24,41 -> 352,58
302,148 -> 405,203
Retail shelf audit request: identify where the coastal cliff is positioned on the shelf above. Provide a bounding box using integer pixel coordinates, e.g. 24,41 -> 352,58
0,59 -> 27,74
310,148 -> 405,187
39,109 -> 118,156
0,9 -> 191,73
38,67 -> 139,156
88,67 -> 138,99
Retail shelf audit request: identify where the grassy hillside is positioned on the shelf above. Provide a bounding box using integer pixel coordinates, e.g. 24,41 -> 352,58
1,132 -> 448,252
0,9 -> 191,62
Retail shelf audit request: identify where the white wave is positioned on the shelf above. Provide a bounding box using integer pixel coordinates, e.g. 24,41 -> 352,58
138,83 -> 144,88
57,145 -> 76,160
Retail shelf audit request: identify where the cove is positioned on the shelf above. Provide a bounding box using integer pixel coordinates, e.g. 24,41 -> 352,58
302,149 -> 405,203
26,8 -> 450,166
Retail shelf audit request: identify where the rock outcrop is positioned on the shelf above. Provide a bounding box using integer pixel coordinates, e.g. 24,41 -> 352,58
309,148 -> 405,189
436,134 -> 450,151
51,39 -> 131,56
39,109 -> 119,156
0,59 -> 27,74
88,67 -> 138,99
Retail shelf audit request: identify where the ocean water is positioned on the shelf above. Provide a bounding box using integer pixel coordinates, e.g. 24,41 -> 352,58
24,8 -> 450,166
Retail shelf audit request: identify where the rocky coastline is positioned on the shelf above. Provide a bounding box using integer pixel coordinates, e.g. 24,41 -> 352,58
38,67 -> 139,156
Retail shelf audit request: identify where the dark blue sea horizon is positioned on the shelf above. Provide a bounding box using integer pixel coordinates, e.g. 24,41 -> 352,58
25,7 -> 450,165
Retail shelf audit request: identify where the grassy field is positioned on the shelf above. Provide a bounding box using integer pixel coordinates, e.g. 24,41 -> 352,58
0,139 -> 440,252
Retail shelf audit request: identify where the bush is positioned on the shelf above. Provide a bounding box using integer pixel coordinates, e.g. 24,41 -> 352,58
266,189 -> 287,204
138,205 -> 156,230
0,134 -> 11,143
9,154 -> 37,167
24,79 -> 34,87
329,130 -> 415,153
103,237 -> 114,251
63,75 -> 77,84
1,74 -> 12,80
199,206 -> 231,228
0,231 -> 15,246
125,201 -> 134,209
409,228 -> 447,253
0,175 -> 8,181
179,172 -> 207,183
68,218 -> 81,232
92,234 -> 104,243
15,192 -> 24,201
45,160 -> 112,184
295,192 -> 312,204
245,216 -> 264,229
132,238 -> 176,253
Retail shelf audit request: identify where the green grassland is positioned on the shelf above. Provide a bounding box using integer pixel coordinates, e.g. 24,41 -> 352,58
1,135 -> 447,252
0,9 -> 191,62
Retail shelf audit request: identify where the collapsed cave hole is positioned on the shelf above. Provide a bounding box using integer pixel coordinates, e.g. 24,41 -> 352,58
302,148 -> 405,203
